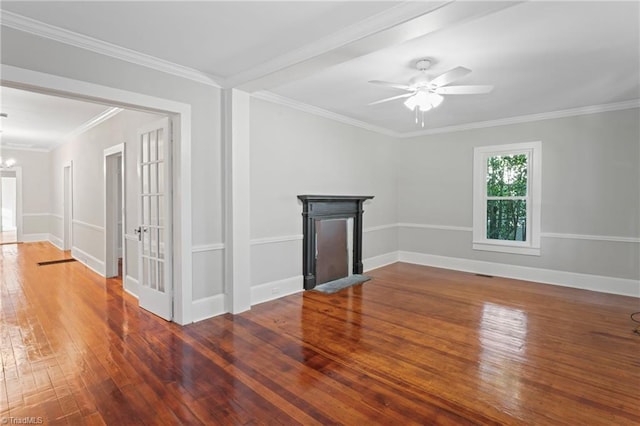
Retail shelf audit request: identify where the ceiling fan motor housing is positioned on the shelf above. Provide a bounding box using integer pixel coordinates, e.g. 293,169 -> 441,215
416,59 -> 431,71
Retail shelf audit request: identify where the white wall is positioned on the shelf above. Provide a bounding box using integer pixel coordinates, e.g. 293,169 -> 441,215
397,108 -> 640,293
0,148 -> 50,238
249,98 -> 398,303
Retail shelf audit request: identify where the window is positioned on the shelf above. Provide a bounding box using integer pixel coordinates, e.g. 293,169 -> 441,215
473,141 -> 541,255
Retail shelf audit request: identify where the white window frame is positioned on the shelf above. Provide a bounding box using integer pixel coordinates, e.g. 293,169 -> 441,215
473,141 -> 541,256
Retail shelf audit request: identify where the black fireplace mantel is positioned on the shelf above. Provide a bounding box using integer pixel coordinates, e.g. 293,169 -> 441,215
298,195 -> 374,290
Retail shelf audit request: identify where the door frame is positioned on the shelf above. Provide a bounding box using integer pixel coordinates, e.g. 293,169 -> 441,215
104,144 -> 125,278
0,167 -> 22,243
62,162 -> 73,251
1,64 -> 194,325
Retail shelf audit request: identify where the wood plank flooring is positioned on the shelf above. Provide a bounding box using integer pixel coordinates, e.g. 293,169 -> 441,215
1,242 -> 639,425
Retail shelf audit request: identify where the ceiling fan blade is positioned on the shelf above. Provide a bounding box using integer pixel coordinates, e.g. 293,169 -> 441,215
435,85 -> 494,95
368,93 -> 414,106
368,80 -> 412,91
429,66 -> 472,88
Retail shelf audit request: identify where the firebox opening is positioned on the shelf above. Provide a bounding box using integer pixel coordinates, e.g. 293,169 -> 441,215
315,218 -> 354,285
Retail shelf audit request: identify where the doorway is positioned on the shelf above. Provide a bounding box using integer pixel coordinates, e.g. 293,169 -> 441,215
63,163 -> 73,251
0,169 -> 18,244
2,65 -> 193,324
105,145 -> 124,278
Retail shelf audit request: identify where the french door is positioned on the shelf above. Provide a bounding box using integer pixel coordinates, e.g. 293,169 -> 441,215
136,117 -> 172,320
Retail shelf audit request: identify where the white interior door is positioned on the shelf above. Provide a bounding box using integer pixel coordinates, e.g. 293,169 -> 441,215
137,117 -> 172,320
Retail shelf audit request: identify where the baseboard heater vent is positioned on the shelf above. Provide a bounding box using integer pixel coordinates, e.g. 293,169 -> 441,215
38,258 -> 77,266
475,273 -> 494,278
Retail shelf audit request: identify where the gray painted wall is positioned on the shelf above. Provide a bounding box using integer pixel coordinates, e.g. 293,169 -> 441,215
2,26 -> 224,303
2,25 -> 637,315
398,108 -> 640,281
249,98 -> 398,287
0,148 -> 50,236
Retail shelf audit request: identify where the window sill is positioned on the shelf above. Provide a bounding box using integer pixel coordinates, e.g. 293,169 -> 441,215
472,242 -> 540,256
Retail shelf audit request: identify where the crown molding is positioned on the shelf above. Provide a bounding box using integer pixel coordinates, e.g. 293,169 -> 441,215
400,99 -> 640,138
0,144 -> 49,153
252,93 -> 640,140
0,11 -> 222,88
252,91 -> 400,138
65,106 -> 123,141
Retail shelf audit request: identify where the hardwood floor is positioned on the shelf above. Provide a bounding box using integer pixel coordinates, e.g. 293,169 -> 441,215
1,242 -> 639,425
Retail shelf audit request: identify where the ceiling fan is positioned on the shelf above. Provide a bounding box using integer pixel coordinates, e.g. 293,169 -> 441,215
368,59 -> 493,127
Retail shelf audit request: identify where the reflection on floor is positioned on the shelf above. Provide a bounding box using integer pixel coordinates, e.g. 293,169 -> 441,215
1,242 -> 639,424
0,229 -> 17,244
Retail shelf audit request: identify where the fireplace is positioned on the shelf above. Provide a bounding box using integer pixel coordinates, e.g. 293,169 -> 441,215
298,195 -> 373,290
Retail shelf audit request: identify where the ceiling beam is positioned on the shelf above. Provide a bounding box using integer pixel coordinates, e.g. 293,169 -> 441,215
231,1 -> 522,92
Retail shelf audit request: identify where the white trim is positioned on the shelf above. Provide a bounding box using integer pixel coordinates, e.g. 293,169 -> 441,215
472,242 -> 541,256
1,64 -> 194,325
71,245 -> 106,277
363,224 -> 397,233
191,294 -> 226,323
21,233 -> 49,242
363,252 -> 400,272
22,212 -> 50,218
0,11 -> 222,88
223,89 -> 252,314
48,234 -> 63,250
398,222 -> 639,244
192,243 -> 225,253
65,107 -> 123,142
0,145 -> 49,152
252,91 -> 399,137
227,1 -> 447,88
473,141 -> 542,256
50,213 -> 64,220
124,233 -> 138,242
62,161 -> 73,251
72,219 -> 104,233
251,275 -> 303,307
401,100 -> 640,138
398,223 -> 472,232
248,228 -> 400,244
541,232 -> 640,244
252,96 -> 639,140
398,251 -> 640,298
124,275 -> 139,299
250,234 -> 303,246
104,143 -> 125,278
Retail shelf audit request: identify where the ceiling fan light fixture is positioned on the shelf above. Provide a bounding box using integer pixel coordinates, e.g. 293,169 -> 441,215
0,157 -> 17,168
403,91 -> 443,111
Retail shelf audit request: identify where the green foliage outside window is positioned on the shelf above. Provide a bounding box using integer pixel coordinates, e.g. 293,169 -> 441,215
486,154 -> 527,241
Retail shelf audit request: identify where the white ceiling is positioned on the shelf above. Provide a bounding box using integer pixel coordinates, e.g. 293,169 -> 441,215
1,1 -> 638,139
0,86 -> 117,150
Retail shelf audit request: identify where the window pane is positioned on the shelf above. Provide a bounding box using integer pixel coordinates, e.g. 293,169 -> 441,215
487,154 -> 527,197
486,200 -> 527,241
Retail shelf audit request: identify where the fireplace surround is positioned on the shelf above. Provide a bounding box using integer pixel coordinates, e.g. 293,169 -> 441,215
297,195 -> 374,290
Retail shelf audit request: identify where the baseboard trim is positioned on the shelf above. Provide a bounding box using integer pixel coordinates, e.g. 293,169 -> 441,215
48,234 -> 63,250
22,233 -> 49,242
364,252 -> 400,272
71,246 -> 106,277
124,275 -> 139,299
251,275 -> 303,306
398,251 -> 640,298
191,294 -> 226,323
